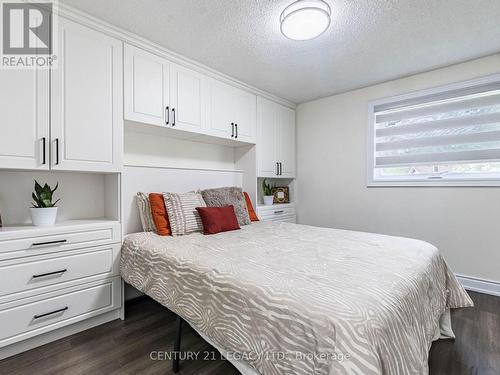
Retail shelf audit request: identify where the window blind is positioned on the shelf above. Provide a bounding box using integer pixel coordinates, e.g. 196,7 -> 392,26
373,83 -> 500,169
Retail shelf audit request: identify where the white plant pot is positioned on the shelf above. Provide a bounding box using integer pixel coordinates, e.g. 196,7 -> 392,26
263,196 -> 274,206
30,207 -> 58,226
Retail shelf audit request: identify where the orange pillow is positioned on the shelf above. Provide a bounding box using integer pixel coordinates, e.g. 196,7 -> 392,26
149,193 -> 171,236
243,192 -> 259,222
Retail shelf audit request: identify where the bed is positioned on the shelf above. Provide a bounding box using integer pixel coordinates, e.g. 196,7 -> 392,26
120,220 -> 473,375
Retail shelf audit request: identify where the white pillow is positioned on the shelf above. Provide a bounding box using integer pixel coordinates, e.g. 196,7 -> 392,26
136,192 -> 156,232
163,191 -> 206,235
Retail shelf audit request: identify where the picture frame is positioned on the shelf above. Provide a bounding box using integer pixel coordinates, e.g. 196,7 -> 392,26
272,187 -> 289,204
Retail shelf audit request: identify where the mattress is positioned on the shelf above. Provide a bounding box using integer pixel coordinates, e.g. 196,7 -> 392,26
120,221 -> 473,375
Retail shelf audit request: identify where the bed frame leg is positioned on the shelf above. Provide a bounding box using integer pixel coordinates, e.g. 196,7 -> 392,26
172,315 -> 182,373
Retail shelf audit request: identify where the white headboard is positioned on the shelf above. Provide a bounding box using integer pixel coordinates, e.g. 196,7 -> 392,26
122,165 -> 244,235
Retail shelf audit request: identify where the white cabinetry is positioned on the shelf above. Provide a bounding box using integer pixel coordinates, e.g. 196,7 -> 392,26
208,80 -> 256,143
0,69 -> 49,170
257,203 -> 296,223
124,44 -> 169,127
257,98 -> 295,178
124,45 -> 207,134
0,18 -> 122,173
51,18 -> 123,172
0,220 -> 121,358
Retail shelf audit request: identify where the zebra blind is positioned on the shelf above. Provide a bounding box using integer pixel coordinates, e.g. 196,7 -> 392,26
370,77 -> 500,184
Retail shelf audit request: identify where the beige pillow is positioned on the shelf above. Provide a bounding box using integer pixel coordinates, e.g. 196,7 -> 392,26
136,192 -> 156,232
163,191 -> 206,236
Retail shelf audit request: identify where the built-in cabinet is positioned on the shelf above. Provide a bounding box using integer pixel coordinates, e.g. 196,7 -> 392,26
0,69 -> 49,170
52,18 -> 123,172
257,98 -> 296,178
124,44 -> 256,144
0,18 -> 123,173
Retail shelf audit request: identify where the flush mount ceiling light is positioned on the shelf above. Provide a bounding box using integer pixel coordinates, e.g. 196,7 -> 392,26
280,0 -> 331,41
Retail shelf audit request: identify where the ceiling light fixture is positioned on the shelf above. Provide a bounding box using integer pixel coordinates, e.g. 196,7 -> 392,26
280,0 -> 331,41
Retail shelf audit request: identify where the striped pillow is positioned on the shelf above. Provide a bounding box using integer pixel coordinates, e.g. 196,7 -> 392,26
163,192 -> 206,236
136,192 -> 156,232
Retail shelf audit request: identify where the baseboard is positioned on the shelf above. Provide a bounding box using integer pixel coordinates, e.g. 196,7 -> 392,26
0,309 -> 121,360
456,274 -> 500,297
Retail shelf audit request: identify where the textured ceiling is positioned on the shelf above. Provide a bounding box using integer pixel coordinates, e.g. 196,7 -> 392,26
60,0 -> 500,104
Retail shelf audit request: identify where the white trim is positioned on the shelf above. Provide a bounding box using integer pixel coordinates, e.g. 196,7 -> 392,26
123,163 -> 244,174
54,4 -> 296,110
456,274 -> 500,297
367,73 -> 500,187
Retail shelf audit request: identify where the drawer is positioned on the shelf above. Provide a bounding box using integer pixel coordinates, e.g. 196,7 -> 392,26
257,204 -> 296,220
260,214 -> 296,223
0,244 -> 120,302
0,221 -> 121,260
0,277 -> 121,348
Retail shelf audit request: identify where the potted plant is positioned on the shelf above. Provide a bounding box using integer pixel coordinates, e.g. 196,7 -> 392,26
30,180 -> 60,226
262,179 -> 274,206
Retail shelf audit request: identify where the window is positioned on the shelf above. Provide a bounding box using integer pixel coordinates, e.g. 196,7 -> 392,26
367,74 -> 500,186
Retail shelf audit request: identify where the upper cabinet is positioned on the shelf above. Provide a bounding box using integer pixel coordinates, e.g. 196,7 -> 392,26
257,98 -> 296,178
51,18 -> 123,173
0,69 -> 49,170
124,44 -> 256,144
0,18 -> 122,173
208,80 -> 256,143
124,45 -> 207,134
124,45 -> 169,127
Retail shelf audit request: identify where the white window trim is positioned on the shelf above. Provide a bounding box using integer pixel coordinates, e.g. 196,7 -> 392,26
367,73 -> 500,187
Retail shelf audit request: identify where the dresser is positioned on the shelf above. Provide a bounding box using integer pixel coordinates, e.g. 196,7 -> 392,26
0,220 -> 122,359
257,203 -> 296,223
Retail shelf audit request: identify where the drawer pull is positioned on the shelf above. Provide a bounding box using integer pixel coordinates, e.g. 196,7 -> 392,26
32,269 -> 67,279
34,306 -> 68,320
32,239 -> 67,247
274,210 -> 284,214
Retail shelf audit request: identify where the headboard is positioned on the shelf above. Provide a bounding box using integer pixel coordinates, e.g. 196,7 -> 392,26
122,165 -> 244,235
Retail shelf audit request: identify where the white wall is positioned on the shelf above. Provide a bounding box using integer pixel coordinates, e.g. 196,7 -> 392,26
296,54 -> 500,283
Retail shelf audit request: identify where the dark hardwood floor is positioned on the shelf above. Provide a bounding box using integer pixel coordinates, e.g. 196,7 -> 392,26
1,291 -> 498,375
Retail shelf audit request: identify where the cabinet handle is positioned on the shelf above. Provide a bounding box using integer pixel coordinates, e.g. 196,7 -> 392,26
276,162 -> 279,175
172,108 -> 176,126
274,210 -> 284,214
231,123 -> 234,137
32,239 -> 67,247
42,137 -> 46,165
34,306 -> 68,320
165,106 -> 169,125
279,162 -> 282,176
235,123 -> 238,139
33,269 -> 67,278
55,138 -> 59,165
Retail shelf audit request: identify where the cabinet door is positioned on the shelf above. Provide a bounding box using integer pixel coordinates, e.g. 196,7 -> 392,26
0,69 -> 49,170
51,18 -> 123,172
208,80 -> 234,138
257,98 -> 279,177
233,88 -> 256,143
124,44 -> 169,127
170,64 -> 206,133
278,105 -> 296,178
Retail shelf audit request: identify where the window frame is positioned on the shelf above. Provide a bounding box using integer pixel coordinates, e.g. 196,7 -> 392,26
367,73 -> 500,187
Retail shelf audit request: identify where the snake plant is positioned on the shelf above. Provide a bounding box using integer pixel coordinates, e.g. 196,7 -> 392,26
31,180 -> 60,208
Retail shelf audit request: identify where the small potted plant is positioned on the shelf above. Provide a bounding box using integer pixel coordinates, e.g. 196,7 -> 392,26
262,179 -> 274,206
30,180 -> 60,226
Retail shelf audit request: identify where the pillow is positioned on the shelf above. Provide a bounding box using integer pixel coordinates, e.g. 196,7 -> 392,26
136,192 -> 156,232
196,206 -> 240,235
243,192 -> 259,222
200,187 -> 250,226
163,191 -> 206,236
149,193 -> 171,236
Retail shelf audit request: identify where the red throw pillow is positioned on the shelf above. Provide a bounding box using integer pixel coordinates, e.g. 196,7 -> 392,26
195,206 -> 240,235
